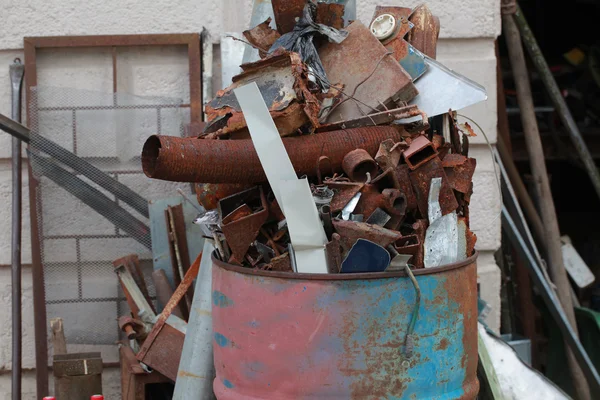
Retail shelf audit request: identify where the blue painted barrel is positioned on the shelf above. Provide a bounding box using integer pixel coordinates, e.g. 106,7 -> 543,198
211,252 -> 479,399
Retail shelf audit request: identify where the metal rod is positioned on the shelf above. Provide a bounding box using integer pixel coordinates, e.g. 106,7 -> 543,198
27,151 -> 152,249
495,140 -> 546,253
10,57 -> 24,400
167,207 -> 186,283
502,207 -> 600,395
512,4 -> 600,202
503,13 -> 591,399
0,112 -> 29,142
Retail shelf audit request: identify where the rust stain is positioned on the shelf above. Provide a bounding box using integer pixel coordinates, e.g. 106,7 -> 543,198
443,261 -> 480,398
437,338 -> 449,350
178,370 -> 205,378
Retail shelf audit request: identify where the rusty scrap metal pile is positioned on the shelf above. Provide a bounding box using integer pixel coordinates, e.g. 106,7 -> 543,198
142,2 -> 483,274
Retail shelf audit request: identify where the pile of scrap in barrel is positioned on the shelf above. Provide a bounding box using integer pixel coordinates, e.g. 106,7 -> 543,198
142,1 -> 486,275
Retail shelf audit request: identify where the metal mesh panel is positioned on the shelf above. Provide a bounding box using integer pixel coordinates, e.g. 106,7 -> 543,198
29,86 -> 188,360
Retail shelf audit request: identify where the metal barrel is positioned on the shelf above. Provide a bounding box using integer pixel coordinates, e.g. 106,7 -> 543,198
211,252 -> 479,399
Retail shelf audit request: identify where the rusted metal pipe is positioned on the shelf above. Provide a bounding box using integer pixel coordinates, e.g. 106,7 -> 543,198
142,127 -> 403,184
152,269 -> 184,319
342,149 -> 378,182
504,12 -> 591,400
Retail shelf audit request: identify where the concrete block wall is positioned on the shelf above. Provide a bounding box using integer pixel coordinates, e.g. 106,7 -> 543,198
0,0 -> 501,398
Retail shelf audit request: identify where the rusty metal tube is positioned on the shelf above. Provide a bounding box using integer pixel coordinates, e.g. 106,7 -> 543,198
342,149 -> 378,182
152,269 -> 184,319
142,127 -> 402,184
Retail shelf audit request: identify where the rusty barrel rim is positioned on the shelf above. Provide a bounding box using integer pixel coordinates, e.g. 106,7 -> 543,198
212,250 -> 478,280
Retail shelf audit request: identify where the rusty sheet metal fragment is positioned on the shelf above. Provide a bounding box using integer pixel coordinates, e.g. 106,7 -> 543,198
203,51 -> 319,138
342,149 -> 378,182
195,183 -> 253,211
395,164 -> 418,211
326,234 -> 343,273
326,181 -> 365,213
354,180 -> 405,220
333,218 -> 402,250
222,204 -> 252,225
272,0 -> 306,34
315,2 -> 345,29
371,167 -> 400,190
218,186 -> 269,262
382,189 -> 407,230
137,253 -> 202,382
457,216 -> 477,258
409,157 -> 458,219
264,252 -> 293,272
143,127 -> 402,184
403,134 -> 438,170
443,155 -> 477,194
408,4 -> 440,59
316,105 -> 421,133
370,6 -> 427,80
411,219 -> 427,268
319,21 -> 418,123
243,18 -> 281,58
375,139 -> 406,171
394,234 -> 421,259
165,205 -> 193,315
152,269 -> 184,319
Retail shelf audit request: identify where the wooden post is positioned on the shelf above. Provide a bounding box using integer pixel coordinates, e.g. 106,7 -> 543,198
50,318 -> 67,356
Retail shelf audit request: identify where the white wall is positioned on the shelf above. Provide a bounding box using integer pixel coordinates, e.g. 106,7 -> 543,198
0,0 -> 501,398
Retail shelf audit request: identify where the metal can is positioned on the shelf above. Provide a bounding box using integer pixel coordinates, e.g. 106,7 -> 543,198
212,252 -> 479,399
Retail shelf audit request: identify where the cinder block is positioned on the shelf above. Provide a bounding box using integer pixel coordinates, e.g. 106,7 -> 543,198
80,261 -> 119,299
43,262 -> 79,303
75,108 -> 157,159
79,237 -> 151,262
36,47 -> 113,107
116,45 -> 190,102
39,177 -> 116,236
35,110 -> 74,152
46,301 -> 120,345
437,39 -> 498,145
160,106 -> 190,136
0,266 -> 36,370
42,238 -> 77,263
0,167 -> 32,265
469,144 -> 502,252
117,172 -> 183,204
477,251 -> 502,333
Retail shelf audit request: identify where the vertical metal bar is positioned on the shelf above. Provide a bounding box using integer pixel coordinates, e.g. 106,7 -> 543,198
513,4 -> 600,202
503,13 -> 591,400
24,37 -> 50,399
10,57 -> 24,400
